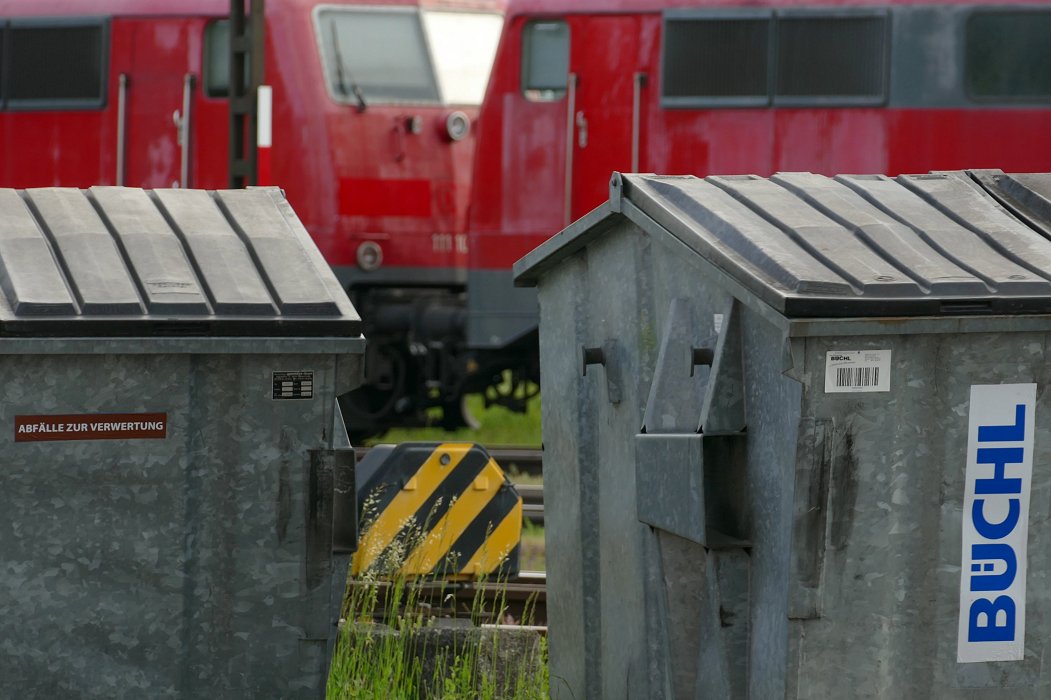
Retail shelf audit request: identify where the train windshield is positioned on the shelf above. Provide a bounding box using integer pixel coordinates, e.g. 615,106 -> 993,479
422,11 -> 503,105
316,7 -> 502,107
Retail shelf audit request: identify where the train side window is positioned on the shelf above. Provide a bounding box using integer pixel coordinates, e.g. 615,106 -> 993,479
0,25 -> 5,109
204,20 -> 230,98
661,13 -> 772,107
521,20 -> 569,101
775,13 -> 888,105
5,20 -> 107,109
203,20 -> 250,98
966,10 -> 1051,102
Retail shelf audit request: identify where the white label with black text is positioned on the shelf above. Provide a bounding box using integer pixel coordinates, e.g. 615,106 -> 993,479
824,350 -> 891,393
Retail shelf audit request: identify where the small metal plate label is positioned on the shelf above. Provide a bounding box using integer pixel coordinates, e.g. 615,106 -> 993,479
824,350 -> 891,393
958,383 -> 1035,663
273,371 -> 314,400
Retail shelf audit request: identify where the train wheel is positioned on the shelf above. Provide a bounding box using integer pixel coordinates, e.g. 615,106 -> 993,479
440,394 -> 481,432
340,342 -> 413,441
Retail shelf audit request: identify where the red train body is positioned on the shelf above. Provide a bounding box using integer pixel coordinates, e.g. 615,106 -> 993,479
4,0 -> 1051,436
0,0 -> 504,436
466,0 -> 1051,373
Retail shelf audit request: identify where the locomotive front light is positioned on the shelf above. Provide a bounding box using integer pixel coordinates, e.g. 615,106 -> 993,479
356,241 -> 383,271
445,111 -> 470,142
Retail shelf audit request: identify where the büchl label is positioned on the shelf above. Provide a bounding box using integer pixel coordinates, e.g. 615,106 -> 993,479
824,350 -> 891,393
957,383 -> 1035,663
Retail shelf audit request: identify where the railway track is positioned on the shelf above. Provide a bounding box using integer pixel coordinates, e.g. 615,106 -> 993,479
516,483 -> 544,525
352,571 -> 547,628
450,570 -> 547,626
485,447 -> 543,477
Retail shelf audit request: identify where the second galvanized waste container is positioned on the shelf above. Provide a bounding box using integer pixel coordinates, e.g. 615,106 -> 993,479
0,186 -> 363,698
515,170 -> 1051,699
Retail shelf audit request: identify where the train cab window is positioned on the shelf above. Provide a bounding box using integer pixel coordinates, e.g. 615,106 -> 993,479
966,10 -> 1051,102
316,8 -> 440,105
661,14 -> 771,107
775,13 -> 887,104
521,20 -> 569,101
423,10 -> 503,106
5,20 -> 107,108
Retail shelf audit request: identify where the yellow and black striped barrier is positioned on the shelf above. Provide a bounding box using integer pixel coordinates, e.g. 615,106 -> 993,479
352,443 -> 522,580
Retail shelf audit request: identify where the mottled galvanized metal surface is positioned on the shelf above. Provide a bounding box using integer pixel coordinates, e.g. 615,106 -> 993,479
520,170 -> 1051,699
535,217 -> 734,700
0,336 -> 364,356
0,184 -> 364,698
0,348 -> 361,698
785,331 -> 1051,697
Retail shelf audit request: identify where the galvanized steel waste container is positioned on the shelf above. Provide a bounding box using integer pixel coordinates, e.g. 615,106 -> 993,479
0,186 -> 363,698
515,170 -> 1051,699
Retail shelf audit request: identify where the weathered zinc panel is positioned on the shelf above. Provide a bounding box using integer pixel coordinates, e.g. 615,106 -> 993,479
785,331 -> 1051,698
0,186 -> 363,698
0,350 -> 359,697
585,225 -> 652,700
517,169 -> 1051,700
535,248 -> 592,700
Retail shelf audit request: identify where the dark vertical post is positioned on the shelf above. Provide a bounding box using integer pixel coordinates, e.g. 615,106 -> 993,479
228,0 -> 265,188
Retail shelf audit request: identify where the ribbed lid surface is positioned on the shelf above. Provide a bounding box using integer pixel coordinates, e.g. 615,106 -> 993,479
0,187 -> 359,336
622,169 -> 1051,317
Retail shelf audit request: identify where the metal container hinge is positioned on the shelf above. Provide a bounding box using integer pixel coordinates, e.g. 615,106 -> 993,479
582,342 -> 622,404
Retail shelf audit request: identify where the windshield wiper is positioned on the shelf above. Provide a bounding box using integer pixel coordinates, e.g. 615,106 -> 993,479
329,22 -> 367,113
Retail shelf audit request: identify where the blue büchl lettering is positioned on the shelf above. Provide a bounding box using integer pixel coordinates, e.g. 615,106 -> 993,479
969,543 -> 1017,592
978,405 -> 1026,443
975,447 -> 1024,495
972,498 -> 1020,540
969,596 -> 1016,642
966,402 -> 1028,646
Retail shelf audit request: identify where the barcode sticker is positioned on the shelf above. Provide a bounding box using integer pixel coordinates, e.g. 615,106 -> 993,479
824,350 -> 891,393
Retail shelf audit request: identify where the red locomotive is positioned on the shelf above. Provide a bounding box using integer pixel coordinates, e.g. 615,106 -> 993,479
0,0 -> 504,436
466,0 -> 1051,401
4,0 -> 1051,437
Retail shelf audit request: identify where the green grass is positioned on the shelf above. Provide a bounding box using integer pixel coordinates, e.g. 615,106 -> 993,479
327,507 -> 548,699
368,388 -> 542,447
505,466 -> 543,486
325,581 -> 547,699
519,522 -> 545,572
334,387 -> 547,697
